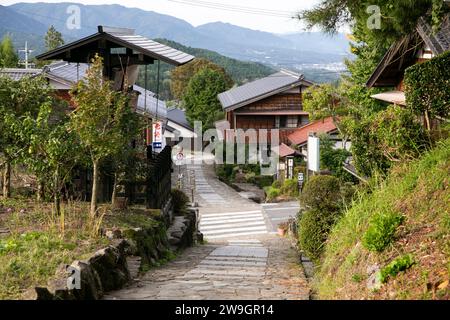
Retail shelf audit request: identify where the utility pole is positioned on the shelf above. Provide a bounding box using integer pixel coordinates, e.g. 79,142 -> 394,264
18,41 -> 34,69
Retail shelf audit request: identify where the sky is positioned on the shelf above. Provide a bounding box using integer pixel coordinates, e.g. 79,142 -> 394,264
1,0 -> 322,33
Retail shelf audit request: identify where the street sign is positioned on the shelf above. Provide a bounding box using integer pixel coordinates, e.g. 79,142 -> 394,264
286,156 -> 294,179
308,134 -> 320,172
176,152 -> 184,161
152,121 -> 163,150
298,172 -> 304,182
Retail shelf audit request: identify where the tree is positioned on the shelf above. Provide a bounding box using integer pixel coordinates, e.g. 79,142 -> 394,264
11,101 -> 84,214
70,54 -> 136,217
348,105 -> 430,176
404,50 -> 450,130
171,58 -> 233,100
183,68 -> 233,131
319,134 -> 353,181
298,0 -> 446,46
0,35 -> 18,68
44,25 -> 65,51
0,75 -> 51,198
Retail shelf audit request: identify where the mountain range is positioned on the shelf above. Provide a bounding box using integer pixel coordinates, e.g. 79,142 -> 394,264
0,2 -> 352,82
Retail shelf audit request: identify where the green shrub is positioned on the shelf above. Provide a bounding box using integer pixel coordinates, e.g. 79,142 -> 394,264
266,187 -> 281,201
362,211 -> 404,252
294,165 -> 306,176
171,189 -> 190,213
272,180 -> 282,189
348,106 -> 430,177
298,208 -> 341,263
244,172 -> 256,183
255,175 -> 273,188
216,164 -> 234,181
380,254 -> 415,283
300,175 -> 342,211
281,179 -> 299,197
405,51 -> 450,121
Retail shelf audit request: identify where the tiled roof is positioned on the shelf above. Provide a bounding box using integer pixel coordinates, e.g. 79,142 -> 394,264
0,68 -> 42,80
167,107 -> 192,130
273,143 -> 297,158
218,70 -> 313,111
417,15 -> 450,55
36,26 -> 194,66
43,61 -> 89,84
367,14 -> 450,88
134,85 -> 168,120
288,117 -> 337,146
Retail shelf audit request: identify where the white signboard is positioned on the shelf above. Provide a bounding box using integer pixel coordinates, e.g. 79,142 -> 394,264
152,121 -> 163,149
308,135 -> 320,172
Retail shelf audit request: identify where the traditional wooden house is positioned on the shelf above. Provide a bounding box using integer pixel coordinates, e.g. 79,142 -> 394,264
218,69 -> 313,138
366,15 -> 450,106
33,26 -> 194,210
287,117 -> 342,158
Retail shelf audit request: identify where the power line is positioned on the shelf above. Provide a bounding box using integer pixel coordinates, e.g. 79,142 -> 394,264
167,0 -> 295,18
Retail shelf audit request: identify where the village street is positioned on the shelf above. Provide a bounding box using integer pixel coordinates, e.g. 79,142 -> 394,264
104,163 -> 310,300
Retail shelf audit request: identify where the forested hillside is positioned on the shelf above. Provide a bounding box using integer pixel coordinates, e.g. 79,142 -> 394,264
137,39 -> 274,100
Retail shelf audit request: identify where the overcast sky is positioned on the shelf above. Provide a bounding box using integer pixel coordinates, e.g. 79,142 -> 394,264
1,0 -> 322,33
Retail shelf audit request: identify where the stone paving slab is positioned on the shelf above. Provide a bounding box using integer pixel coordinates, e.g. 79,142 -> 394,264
104,237 -> 310,300
106,162 -> 310,300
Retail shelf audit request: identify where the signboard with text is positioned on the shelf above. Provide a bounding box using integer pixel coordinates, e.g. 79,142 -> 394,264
308,135 -> 320,172
152,121 -> 163,149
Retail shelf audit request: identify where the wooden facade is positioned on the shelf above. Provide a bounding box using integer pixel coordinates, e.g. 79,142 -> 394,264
226,90 -> 310,130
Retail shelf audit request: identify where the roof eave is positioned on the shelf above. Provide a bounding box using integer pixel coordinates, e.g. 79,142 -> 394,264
221,80 -> 304,112
36,32 -> 194,67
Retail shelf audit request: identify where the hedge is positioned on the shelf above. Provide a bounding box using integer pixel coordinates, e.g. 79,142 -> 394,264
404,51 -> 450,120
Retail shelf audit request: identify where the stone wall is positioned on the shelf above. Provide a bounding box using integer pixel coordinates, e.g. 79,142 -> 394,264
24,209 -> 199,300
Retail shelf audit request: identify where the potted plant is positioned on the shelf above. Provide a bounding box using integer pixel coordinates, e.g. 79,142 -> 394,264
277,221 -> 289,237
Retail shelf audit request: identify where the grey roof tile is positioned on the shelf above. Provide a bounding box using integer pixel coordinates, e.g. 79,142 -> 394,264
0,68 -> 42,80
37,26 -> 195,67
218,70 -> 311,111
417,15 -> 450,55
134,85 -> 168,119
167,107 -> 192,130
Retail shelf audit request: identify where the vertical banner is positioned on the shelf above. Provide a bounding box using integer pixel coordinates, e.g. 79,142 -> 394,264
308,134 -> 320,172
152,121 -> 163,149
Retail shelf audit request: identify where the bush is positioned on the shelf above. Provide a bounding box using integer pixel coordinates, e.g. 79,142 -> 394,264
379,254 -> 415,283
272,180 -> 282,189
300,175 -> 342,211
280,179 -> 299,197
266,187 -> 281,201
362,211 -> 404,252
171,189 -> 190,213
216,164 -> 234,181
298,208 -> 341,263
404,51 -> 450,121
348,106 -> 430,177
254,175 -> 273,189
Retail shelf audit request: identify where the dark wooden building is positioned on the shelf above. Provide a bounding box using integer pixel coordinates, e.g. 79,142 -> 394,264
34,25 -> 194,211
218,70 -> 313,133
366,15 -> 450,106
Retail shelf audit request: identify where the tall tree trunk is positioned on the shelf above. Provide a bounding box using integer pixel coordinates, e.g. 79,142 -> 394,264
0,168 -> 3,197
424,110 -> 431,131
54,167 -> 61,216
90,160 -> 100,218
111,171 -> 118,207
37,180 -> 45,202
3,162 -> 11,199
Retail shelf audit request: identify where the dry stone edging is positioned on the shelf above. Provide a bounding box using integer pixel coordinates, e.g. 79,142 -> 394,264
24,208 -> 200,300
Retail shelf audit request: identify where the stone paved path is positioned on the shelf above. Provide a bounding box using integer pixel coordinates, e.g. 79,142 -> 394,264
105,161 -> 310,300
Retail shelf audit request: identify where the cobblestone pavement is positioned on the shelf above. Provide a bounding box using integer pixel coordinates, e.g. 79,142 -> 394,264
105,161 -> 310,300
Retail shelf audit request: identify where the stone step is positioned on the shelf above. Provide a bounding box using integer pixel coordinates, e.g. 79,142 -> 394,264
126,256 -> 142,280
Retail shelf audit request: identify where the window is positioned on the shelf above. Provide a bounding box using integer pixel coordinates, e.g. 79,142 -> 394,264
275,116 -> 280,128
286,116 -> 298,128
